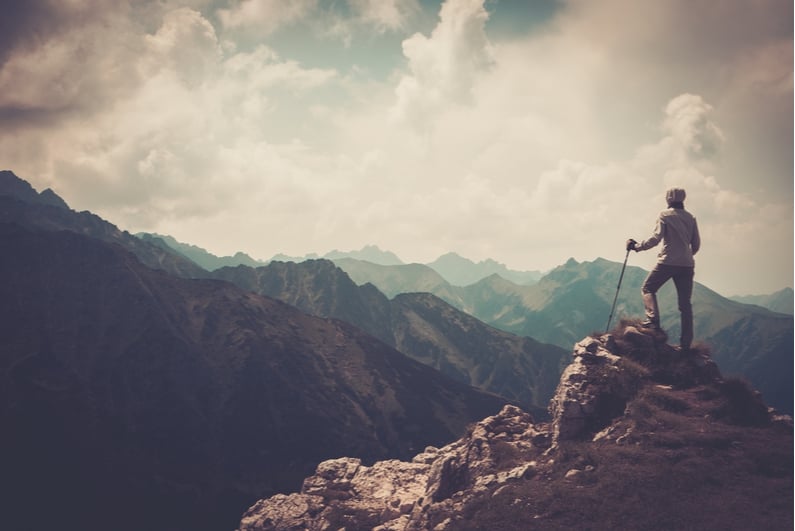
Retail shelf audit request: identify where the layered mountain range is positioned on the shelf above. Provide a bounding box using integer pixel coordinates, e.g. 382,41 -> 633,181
1,170 -> 792,531
145,227 -> 792,415
210,260 -> 567,416
0,171 -> 510,531
326,257 -> 794,414
136,232 -> 543,287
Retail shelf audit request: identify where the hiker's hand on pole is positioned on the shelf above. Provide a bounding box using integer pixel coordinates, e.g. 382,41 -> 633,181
626,239 -> 637,251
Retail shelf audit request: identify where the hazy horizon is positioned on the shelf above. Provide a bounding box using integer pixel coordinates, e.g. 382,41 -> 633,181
136,230 -> 792,298
1,0 -> 792,296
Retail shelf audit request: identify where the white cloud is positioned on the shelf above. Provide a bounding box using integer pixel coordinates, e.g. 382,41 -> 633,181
662,94 -> 725,162
391,0 -> 493,125
144,7 -> 221,87
217,0 -> 317,33
0,0 -> 790,295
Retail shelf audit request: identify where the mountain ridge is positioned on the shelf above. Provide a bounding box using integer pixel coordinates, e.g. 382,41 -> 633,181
11,168 -> 783,413
1,170 -> 207,279
210,259 -> 568,416
0,173 -> 512,531
328,256 -> 794,414
134,228 -> 789,302
730,287 -> 793,315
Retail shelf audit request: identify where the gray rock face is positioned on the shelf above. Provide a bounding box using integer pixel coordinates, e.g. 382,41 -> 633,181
237,323 -> 780,531
549,335 -> 637,443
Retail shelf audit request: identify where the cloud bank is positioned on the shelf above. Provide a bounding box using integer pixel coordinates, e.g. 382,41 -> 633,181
0,0 -> 791,295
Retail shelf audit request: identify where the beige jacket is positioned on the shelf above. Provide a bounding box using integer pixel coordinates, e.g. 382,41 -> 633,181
637,207 -> 700,267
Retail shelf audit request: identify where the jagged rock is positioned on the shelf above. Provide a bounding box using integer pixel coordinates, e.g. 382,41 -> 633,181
548,336 -> 634,444
237,322 -> 791,531
238,494 -> 324,531
237,404 -> 549,531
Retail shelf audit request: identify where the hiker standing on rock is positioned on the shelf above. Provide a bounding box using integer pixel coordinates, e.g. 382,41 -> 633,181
626,188 -> 701,350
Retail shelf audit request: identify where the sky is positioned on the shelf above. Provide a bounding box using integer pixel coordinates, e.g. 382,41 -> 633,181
0,0 -> 792,296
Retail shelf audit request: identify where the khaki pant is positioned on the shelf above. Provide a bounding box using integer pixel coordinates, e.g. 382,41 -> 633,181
641,264 -> 695,348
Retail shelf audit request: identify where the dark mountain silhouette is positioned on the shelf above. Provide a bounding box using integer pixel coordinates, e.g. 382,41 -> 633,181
137,232 -> 266,271
237,322 -> 793,530
730,287 -> 793,315
0,223 -> 507,531
427,251 -> 543,286
211,260 -> 568,416
0,173 -> 511,531
0,170 -> 69,209
0,170 -> 206,279
330,257 -> 794,414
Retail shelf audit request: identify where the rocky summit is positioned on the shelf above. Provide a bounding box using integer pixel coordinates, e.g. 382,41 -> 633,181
237,321 -> 793,531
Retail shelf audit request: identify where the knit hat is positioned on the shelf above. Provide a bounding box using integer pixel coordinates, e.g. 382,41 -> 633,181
666,188 -> 686,205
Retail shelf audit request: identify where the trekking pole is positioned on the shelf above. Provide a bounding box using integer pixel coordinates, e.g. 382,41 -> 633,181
605,248 -> 631,333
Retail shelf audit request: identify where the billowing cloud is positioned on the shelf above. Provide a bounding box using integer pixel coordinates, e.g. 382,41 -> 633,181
0,0 -> 790,295
392,0 -> 493,125
662,94 -> 725,162
145,7 -> 222,86
0,0 -> 106,66
0,2 -> 143,122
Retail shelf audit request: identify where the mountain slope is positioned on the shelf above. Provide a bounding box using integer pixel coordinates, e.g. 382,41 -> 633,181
137,232 -> 265,270
730,287 -> 794,315
0,170 -> 206,279
211,260 -> 568,416
389,292 -> 567,413
334,256 -> 793,414
0,223 -> 507,531
332,257 -> 452,298
237,323 -> 793,531
427,252 -> 542,286
212,259 -> 395,345
490,258 -> 794,414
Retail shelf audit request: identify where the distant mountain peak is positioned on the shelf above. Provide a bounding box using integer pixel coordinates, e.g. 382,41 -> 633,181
137,232 -> 264,271
427,252 -> 543,287
322,245 -> 404,266
730,287 -> 794,315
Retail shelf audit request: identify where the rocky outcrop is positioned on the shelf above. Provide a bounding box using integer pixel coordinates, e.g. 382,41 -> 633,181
549,327 -> 720,444
238,322 -> 789,531
238,404 -> 549,531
